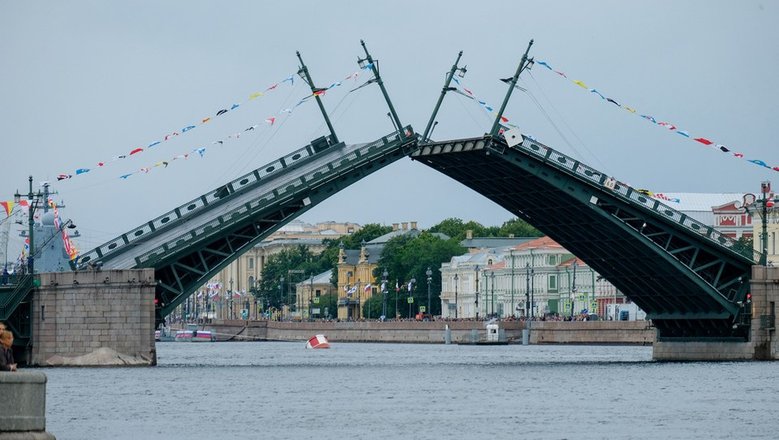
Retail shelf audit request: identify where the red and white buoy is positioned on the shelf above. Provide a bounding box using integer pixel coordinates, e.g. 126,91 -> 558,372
305,334 -> 330,349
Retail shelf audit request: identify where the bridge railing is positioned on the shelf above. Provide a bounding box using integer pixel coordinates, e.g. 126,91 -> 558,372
517,136 -> 759,262
78,135 -> 337,267
131,127 -> 413,267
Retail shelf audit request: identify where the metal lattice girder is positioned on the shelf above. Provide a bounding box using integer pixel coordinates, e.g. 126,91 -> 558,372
412,134 -> 754,340
79,128 -> 417,326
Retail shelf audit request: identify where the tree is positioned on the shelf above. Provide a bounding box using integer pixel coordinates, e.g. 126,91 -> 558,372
498,217 -> 543,237
256,245 -> 330,311
317,292 -> 338,319
377,231 -> 465,317
321,223 -> 393,285
430,217 -> 541,240
733,236 -> 754,257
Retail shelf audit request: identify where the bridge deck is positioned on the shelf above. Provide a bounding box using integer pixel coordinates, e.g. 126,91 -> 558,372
413,133 -> 754,340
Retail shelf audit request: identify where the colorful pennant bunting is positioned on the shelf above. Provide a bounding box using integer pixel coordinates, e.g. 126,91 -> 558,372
536,59 -> 779,173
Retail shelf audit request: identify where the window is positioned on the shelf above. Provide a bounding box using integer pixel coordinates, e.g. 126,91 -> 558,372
248,257 -> 254,269
548,255 -> 556,265
548,275 -> 557,292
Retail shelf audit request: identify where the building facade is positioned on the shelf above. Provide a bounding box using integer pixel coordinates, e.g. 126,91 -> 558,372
202,220 -> 359,319
295,269 -> 337,319
440,237 -> 630,320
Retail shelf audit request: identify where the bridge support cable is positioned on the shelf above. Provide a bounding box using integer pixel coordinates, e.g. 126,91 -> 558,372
296,51 -> 339,144
422,51 -> 466,142
412,133 -> 754,340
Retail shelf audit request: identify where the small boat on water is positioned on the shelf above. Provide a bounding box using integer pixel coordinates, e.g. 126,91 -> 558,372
175,329 -> 215,342
305,334 -> 330,349
167,323 -> 216,342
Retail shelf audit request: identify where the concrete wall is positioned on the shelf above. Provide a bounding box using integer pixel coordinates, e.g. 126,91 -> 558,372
654,265 -> 779,361
528,321 -> 655,345
30,269 -> 156,367
206,319 -> 655,345
0,371 -> 55,439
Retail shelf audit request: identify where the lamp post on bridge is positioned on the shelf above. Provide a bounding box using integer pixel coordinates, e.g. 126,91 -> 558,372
743,181 -> 777,266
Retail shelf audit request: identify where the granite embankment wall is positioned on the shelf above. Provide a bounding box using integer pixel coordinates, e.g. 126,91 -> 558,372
207,319 -> 655,345
31,269 -> 157,366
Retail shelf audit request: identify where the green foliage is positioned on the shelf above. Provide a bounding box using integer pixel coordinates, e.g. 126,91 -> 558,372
733,235 -> 755,257
255,245 -> 329,310
255,223 -> 394,311
498,217 -> 543,237
321,223 -> 393,285
316,293 -> 338,319
430,217 -> 540,240
376,231 -> 465,317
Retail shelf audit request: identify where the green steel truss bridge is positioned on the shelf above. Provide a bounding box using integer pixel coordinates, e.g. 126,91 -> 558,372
1,41 -> 758,342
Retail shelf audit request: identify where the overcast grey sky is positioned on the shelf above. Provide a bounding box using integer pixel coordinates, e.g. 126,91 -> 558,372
1,0 -> 777,256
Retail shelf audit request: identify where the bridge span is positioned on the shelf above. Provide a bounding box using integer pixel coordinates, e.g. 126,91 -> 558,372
76,128 -> 417,323
413,131 -> 755,341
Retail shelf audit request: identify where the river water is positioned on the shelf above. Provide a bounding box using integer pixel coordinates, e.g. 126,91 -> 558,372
43,342 -> 779,439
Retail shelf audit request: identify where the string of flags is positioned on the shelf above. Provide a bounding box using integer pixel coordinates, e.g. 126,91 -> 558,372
48,199 -> 78,261
56,67 -> 366,182
450,76 -> 517,132
55,72 -> 299,181
534,60 -> 779,173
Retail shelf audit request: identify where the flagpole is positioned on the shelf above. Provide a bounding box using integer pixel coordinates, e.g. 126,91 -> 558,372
296,51 -> 339,144
422,51 -> 465,142
489,39 -> 533,137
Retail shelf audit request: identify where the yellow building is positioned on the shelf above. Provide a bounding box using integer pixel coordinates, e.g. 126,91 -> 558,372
335,221 -> 424,320
295,270 -> 337,319
336,242 -> 380,320
204,221 -> 359,319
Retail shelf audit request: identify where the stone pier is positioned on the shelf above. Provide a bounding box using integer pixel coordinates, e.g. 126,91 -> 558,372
0,371 -> 55,439
653,265 -> 779,361
29,269 -> 156,367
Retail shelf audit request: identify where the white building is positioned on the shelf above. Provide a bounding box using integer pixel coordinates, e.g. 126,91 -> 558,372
440,236 -> 630,319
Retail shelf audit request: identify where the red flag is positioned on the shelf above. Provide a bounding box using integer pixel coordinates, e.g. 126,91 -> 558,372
129,148 -> 143,155
693,137 -> 713,145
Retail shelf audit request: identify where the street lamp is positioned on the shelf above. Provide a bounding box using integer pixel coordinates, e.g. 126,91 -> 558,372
278,276 -> 284,320
309,272 -> 314,321
743,181 -> 777,266
571,261 -> 578,319
454,273 -> 459,319
509,250 -> 516,318
229,278 -> 234,320
346,270 -> 352,320
407,278 -> 416,319
490,271 -> 496,318
426,267 -> 432,318
525,263 -> 531,319
474,265 -> 480,320
382,269 -> 388,320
